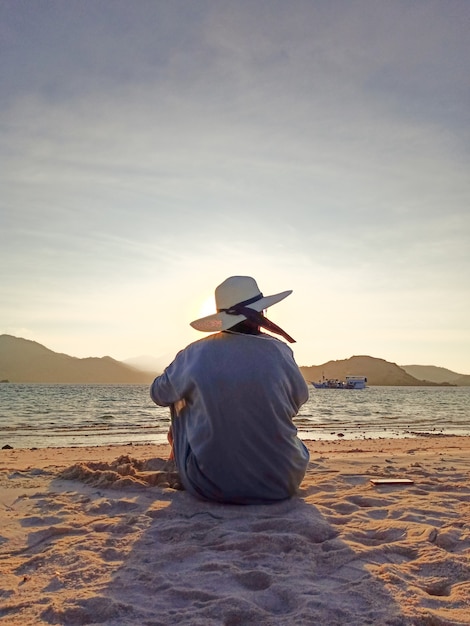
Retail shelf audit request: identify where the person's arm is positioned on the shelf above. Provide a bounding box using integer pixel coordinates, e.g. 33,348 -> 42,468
150,368 -> 180,407
150,349 -> 190,407
283,344 -> 309,410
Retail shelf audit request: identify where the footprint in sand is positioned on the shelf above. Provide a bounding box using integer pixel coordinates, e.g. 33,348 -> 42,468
329,501 -> 359,515
422,578 -> 452,597
41,595 -> 132,625
434,525 -> 470,552
20,515 -> 65,527
235,570 -> 272,590
348,525 -> 408,546
85,498 -> 140,515
346,494 -> 394,508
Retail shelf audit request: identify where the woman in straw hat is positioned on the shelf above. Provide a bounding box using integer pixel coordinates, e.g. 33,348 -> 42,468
150,276 -> 309,504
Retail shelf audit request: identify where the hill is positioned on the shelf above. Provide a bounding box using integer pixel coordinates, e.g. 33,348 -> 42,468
400,364 -> 469,385
0,335 -> 153,383
2,336 -> 465,386
300,355 -> 442,386
452,374 -> 470,386
123,353 -> 173,374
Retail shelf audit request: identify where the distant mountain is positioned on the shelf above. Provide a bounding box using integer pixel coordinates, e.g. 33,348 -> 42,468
0,335 -> 153,383
400,364 -> 468,385
453,374 -> 470,386
122,353 -> 175,374
2,335 -> 465,386
300,355 -> 446,386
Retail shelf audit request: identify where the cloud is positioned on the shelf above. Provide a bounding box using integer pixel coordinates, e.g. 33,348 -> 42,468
1,0 -> 469,370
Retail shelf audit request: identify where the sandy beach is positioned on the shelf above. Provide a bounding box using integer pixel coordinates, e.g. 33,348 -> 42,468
1,436 -> 469,625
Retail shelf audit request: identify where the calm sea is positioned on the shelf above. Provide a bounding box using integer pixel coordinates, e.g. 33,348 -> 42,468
1,384 -> 469,449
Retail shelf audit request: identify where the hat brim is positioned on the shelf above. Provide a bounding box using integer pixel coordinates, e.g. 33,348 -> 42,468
190,290 -> 292,332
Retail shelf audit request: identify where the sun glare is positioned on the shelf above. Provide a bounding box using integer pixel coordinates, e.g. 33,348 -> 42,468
198,296 -> 216,318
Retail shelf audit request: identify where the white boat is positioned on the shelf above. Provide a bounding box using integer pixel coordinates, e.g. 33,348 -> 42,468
344,376 -> 367,389
312,376 -> 367,389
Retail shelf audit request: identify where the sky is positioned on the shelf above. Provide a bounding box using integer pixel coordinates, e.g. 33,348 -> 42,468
1,0 -> 470,373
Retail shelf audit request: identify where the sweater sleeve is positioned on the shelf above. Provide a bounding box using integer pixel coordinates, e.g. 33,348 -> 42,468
150,370 -> 179,407
150,350 -> 187,407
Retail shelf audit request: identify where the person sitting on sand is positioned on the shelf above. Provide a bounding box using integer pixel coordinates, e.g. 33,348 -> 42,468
150,275 -> 309,504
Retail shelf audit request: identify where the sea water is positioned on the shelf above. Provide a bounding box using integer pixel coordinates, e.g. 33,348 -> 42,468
1,383 -> 469,449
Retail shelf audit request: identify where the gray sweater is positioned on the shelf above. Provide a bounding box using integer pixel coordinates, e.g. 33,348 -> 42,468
150,331 -> 309,503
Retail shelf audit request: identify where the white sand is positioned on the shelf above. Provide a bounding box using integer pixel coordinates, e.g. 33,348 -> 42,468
1,437 -> 469,625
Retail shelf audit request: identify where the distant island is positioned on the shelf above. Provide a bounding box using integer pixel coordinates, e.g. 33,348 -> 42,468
0,335 -> 153,384
301,356 -> 469,387
1,334 -> 469,385
399,364 -> 470,386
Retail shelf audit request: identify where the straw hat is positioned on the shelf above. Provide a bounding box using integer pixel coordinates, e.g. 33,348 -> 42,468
190,276 -> 292,333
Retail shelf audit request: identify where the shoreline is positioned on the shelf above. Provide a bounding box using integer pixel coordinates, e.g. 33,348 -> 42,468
1,435 -> 469,625
3,427 -> 470,455
1,433 -> 469,469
